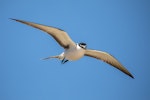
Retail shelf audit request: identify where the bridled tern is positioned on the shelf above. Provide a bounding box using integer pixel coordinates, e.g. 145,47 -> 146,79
11,18 -> 134,78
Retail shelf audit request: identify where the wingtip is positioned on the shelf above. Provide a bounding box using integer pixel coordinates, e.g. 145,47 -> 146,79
9,18 -> 17,21
130,74 -> 134,79
127,73 -> 134,79
10,18 -> 22,22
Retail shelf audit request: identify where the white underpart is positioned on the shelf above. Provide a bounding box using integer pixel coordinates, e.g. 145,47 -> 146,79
62,44 -> 85,61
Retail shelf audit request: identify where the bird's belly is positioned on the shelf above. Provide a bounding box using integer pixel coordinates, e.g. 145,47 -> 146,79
64,49 -> 85,60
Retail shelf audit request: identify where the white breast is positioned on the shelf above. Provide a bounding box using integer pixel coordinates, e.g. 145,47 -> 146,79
64,45 -> 85,61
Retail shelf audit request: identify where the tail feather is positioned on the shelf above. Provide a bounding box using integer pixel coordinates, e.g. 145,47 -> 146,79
42,56 -> 60,60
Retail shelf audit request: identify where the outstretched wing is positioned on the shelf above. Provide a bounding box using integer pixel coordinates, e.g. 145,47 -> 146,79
11,18 -> 76,49
85,49 -> 134,78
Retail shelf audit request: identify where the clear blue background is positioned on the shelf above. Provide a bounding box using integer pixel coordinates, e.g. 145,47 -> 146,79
1,0 -> 150,100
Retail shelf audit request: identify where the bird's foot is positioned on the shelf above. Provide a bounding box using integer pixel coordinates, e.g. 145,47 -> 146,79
61,58 -> 69,64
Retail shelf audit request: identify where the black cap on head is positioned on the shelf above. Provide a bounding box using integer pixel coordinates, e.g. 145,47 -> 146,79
79,42 -> 87,49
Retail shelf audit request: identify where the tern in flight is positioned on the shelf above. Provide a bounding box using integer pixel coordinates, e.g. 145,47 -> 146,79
11,18 -> 134,78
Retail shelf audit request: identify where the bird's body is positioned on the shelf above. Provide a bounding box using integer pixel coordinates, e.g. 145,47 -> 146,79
64,44 -> 85,60
44,43 -> 86,63
11,18 -> 134,78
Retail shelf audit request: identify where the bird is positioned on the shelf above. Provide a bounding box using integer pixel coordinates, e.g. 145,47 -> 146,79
11,18 -> 134,78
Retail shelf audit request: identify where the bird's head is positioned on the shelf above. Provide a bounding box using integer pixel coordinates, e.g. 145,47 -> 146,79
78,42 -> 87,49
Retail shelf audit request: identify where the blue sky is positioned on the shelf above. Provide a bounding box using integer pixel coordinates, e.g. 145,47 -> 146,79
1,0 -> 150,100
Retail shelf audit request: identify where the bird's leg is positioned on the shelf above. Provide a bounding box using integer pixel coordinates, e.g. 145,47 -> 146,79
63,60 -> 69,64
61,58 -> 65,64
61,58 -> 69,64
